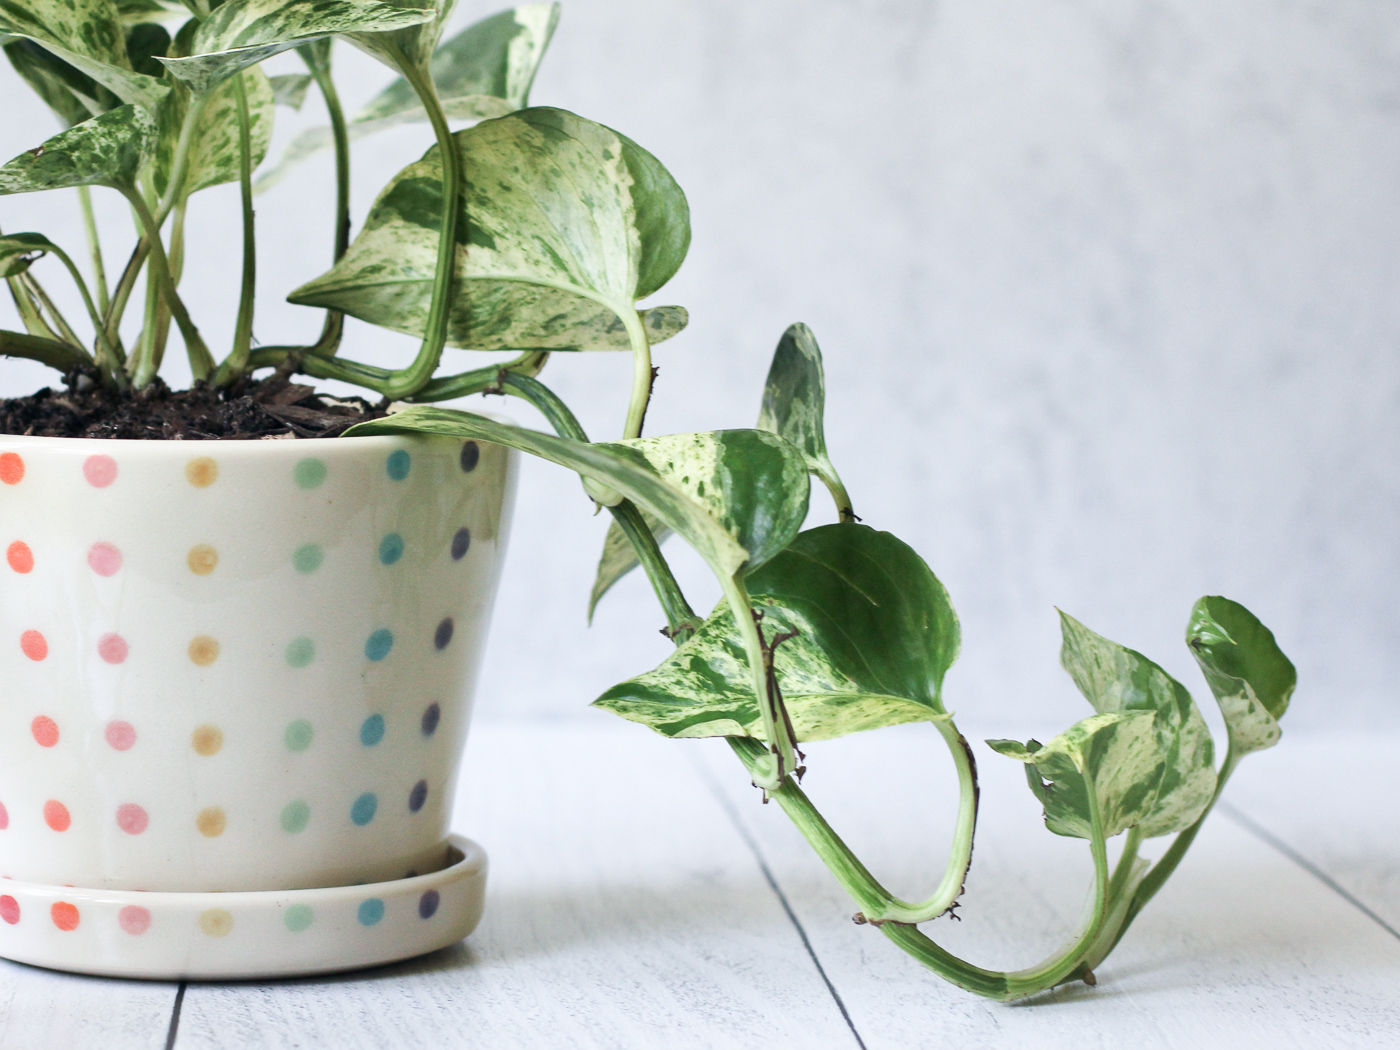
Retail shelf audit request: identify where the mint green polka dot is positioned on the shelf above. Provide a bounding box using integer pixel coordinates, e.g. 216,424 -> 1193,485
281,800 -> 310,833
293,543 -> 323,573
284,904 -> 313,932
284,719 -> 314,752
285,637 -> 315,668
294,458 -> 327,490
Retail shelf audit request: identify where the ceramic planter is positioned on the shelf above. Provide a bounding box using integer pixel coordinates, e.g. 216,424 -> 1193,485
0,432 -> 514,978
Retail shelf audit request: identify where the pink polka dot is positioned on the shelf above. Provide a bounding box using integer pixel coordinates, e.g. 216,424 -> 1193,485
0,895 -> 17,924
97,633 -> 128,665
43,800 -> 70,832
118,905 -> 150,935
20,630 -> 47,661
0,802 -> 8,830
87,542 -> 122,576
30,716 -> 58,748
105,720 -> 136,751
116,803 -> 148,835
83,455 -> 117,488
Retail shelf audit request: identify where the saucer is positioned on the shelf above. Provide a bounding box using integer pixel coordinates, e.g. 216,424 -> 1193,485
0,835 -> 486,980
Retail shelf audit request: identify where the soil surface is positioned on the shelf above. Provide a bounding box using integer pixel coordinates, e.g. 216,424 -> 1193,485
0,376 -> 387,440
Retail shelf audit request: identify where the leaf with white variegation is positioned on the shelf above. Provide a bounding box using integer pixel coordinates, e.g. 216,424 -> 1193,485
288,107 -> 691,352
153,67 -> 274,197
4,39 -> 109,127
0,105 -> 156,194
343,0 -> 453,73
256,4 -> 559,193
1186,596 -> 1295,757
0,233 -> 55,278
0,0 -> 168,109
589,508 -> 672,622
594,524 -> 960,742
268,72 -> 311,109
158,0 -> 435,94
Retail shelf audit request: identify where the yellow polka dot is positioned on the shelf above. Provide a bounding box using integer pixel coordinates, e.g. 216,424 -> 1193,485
191,724 -> 223,756
196,806 -> 226,837
187,544 -> 218,575
185,457 -> 218,488
188,635 -> 219,666
198,908 -> 233,937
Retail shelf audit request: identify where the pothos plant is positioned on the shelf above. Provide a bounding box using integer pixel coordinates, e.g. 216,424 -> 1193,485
0,0 -> 1296,1001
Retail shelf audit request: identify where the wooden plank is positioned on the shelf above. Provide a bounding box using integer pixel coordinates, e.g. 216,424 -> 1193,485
694,724 -> 1400,1049
0,960 -> 176,1050
174,720 -> 861,1050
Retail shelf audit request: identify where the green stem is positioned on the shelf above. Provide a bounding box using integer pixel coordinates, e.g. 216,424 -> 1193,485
621,308 -> 653,439
248,345 -> 393,387
0,327 -> 92,373
406,351 -> 549,401
302,44 -> 350,357
379,52 -> 461,400
23,274 -> 84,350
7,276 -> 60,342
610,499 -> 699,641
77,186 -> 110,315
103,237 -> 148,348
212,74 -> 257,387
815,464 -> 856,523
41,240 -> 122,385
149,200 -> 186,377
722,573 -> 798,792
155,91 -> 213,226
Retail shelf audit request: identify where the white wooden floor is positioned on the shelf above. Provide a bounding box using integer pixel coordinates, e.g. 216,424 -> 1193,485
1,719 -> 1396,1049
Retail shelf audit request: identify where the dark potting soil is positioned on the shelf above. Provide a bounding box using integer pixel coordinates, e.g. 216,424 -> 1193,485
0,376 -> 387,440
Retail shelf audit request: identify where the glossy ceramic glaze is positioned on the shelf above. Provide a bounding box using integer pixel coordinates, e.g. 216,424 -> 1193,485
0,433 -> 514,893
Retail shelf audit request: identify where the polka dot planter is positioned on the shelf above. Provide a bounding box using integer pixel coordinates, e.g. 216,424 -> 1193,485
0,434 -> 514,978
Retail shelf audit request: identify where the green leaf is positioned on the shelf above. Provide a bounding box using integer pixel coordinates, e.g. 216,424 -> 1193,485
757,322 -> 849,485
124,21 -> 170,77
989,710 -> 1163,840
114,0 -> 186,25
0,232 -> 55,278
256,4 -> 559,193
288,106 -> 691,352
342,0 -> 452,73
0,104 -> 156,193
158,0 -> 436,94
589,508 -> 673,622
1186,596 -> 1295,756
268,72 -> 311,109
1054,611 -> 1216,837
4,39 -> 113,127
0,0 -> 168,109
594,524 -> 961,742
153,66 -> 274,197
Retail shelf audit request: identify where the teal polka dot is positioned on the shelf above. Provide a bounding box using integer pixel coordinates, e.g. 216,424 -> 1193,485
294,458 -> 327,490
284,905 -> 314,932
365,629 -> 393,661
360,714 -> 385,747
284,719 -> 314,752
280,800 -> 310,833
386,450 -> 411,481
292,543 -> 323,574
285,637 -> 315,668
351,792 -> 378,826
378,533 -> 404,566
357,898 -> 385,926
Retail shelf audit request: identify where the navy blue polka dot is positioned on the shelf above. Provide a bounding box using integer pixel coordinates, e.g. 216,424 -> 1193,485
434,617 -> 454,650
409,779 -> 428,812
419,889 -> 440,919
450,527 -> 470,560
459,441 -> 479,472
421,703 -> 441,737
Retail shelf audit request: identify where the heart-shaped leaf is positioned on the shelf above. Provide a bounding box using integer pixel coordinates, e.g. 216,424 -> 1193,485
757,323 -> 850,502
988,710 -> 1162,840
342,0 -> 452,73
0,104 -> 156,194
158,0 -> 436,94
0,232 -> 56,278
1186,596 -> 1295,756
288,106 -> 691,352
268,72 -> 312,109
153,66 -> 274,197
0,0 -> 168,109
594,524 -> 961,741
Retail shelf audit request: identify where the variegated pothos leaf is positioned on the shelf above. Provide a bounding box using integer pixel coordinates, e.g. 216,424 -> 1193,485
594,524 -> 961,742
0,232 -> 55,277
287,107 -> 691,351
757,323 -> 850,496
268,72 -> 311,109
1186,596 -> 1295,756
0,104 -> 156,193
153,66 -> 274,197
5,38 -> 115,127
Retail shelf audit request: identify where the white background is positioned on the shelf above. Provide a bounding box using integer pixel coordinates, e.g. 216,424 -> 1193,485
2,0 -> 1396,734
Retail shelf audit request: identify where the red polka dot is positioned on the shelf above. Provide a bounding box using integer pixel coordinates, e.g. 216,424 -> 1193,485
6,541 -> 32,574
20,630 -> 47,661
43,800 -> 70,832
83,455 -> 117,488
97,633 -> 128,665
116,803 -> 148,835
0,896 -> 17,924
30,716 -> 58,748
0,802 -> 8,830
105,720 -> 136,751
0,453 -> 23,485
87,542 -> 122,576
118,905 -> 150,935
50,901 -> 78,931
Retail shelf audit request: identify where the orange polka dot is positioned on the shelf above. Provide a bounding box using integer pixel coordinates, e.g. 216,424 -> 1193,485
198,908 -> 233,937
50,901 -> 79,931
187,544 -> 217,575
185,457 -> 218,488
20,630 -> 47,661
0,453 -> 23,485
188,636 -> 219,666
30,716 -> 58,748
7,541 -> 32,573
43,800 -> 70,832
191,724 -> 223,756
196,807 -> 226,837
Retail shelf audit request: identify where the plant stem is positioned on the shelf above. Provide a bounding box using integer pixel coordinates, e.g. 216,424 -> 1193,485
610,499 -> 700,640
0,327 -> 92,373
212,73 -> 258,387
104,237 -> 148,348
23,274 -> 83,350
122,188 -> 214,384
7,276 -> 61,342
721,573 -> 798,792
379,51 -> 461,400
77,186 -> 110,315
149,200 -> 186,376
815,465 -> 856,523
40,240 -> 122,384
302,41 -> 351,356
405,351 -> 549,400
621,308 -> 653,439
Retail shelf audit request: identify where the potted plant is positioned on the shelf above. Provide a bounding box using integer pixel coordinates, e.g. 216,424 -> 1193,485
0,0 -> 1297,998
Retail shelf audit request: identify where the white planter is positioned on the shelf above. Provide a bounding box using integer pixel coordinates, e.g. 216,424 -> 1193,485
0,432 -> 514,977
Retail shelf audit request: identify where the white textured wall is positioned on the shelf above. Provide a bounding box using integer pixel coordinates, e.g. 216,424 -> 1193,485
2,1 -> 1397,734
